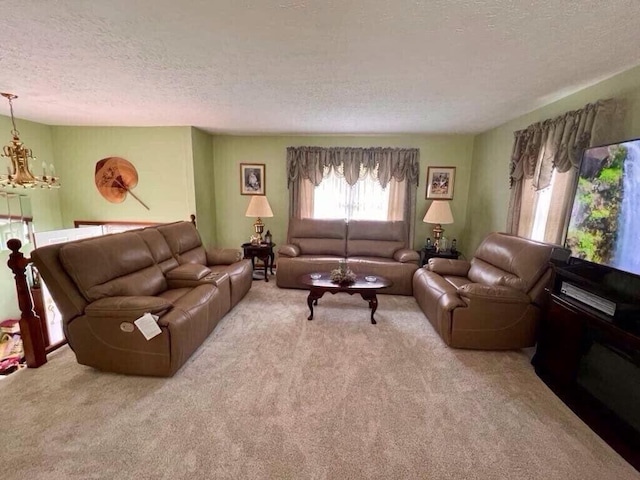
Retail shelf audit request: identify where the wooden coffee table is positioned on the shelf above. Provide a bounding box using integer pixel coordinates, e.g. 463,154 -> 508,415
299,273 -> 392,324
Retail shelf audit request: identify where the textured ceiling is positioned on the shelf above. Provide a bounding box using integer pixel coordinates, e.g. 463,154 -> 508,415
0,0 -> 639,134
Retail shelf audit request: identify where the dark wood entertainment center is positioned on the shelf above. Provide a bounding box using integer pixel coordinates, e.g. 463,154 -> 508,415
533,258 -> 640,470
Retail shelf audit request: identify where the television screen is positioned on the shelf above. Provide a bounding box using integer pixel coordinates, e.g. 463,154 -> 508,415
565,138 -> 640,277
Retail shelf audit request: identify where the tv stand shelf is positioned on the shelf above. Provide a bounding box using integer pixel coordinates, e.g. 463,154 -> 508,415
534,261 -> 640,471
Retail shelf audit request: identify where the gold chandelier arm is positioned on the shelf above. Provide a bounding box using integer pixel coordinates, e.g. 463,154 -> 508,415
1,93 -> 60,189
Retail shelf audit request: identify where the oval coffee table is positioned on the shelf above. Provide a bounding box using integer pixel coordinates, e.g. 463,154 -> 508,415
299,273 -> 392,324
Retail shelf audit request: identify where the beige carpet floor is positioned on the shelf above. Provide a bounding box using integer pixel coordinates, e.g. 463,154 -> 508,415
1,281 -> 638,480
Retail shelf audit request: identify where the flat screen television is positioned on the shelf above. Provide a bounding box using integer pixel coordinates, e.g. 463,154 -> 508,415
565,138 -> 640,277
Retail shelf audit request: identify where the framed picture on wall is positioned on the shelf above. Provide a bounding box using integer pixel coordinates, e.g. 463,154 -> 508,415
426,166 -> 456,200
240,163 -> 266,195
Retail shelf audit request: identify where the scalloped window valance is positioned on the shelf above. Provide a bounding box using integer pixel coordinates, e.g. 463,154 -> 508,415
286,146 -> 420,189
508,98 -> 621,192
507,98 -> 625,242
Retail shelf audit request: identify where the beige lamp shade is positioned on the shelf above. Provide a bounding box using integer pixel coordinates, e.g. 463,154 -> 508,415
423,200 -> 454,225
423,200 -> 453,249
245,195 -> 273,243
245,195 -> 273,218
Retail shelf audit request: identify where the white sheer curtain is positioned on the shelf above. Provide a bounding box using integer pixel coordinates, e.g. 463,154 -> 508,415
518,168 -> 578,244
386,178 -> 405,221
309,169 -> 406,221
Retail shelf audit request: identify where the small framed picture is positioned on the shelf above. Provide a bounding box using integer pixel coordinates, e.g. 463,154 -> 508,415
240,163 -> 266,195
426,166 -> 456,200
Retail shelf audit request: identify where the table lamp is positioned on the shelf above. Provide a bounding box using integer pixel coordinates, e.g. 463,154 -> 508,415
423,200 -> 454,252
245,195 -> 273,242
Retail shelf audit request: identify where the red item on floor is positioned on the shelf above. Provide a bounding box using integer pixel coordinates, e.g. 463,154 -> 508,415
0,319 -> 20,334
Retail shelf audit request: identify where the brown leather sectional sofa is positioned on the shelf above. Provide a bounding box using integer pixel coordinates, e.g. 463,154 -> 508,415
276,218 -> 420,295
413,232 -> 553,350
31,221 -> 252,376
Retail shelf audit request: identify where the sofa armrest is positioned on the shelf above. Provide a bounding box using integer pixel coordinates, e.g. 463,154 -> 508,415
428,258 -> 471,276
85,296 -> 172,319
278,244 -> 300,257
393,248 -> 420,263
457,283 -> 530,304
206,248 -> 243,265
166,264 -> 211,281
166,264 -> 216,289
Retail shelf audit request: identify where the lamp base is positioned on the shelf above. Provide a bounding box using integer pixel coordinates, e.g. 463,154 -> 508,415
432,224 -> 444,253
253,218 -> 265,242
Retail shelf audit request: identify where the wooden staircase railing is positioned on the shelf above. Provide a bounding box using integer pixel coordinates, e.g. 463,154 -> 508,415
7,239 -> 47,368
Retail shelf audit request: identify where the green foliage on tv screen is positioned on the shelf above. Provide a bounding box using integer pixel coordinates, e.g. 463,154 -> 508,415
598,167 -> 622,184
566,145 -> 627,263
570,229 -> 602,262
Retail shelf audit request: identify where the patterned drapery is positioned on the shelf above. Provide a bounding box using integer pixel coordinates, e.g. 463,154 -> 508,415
507,98 -> 623,235
286,146 -> 420,189
286,146 -> 420,247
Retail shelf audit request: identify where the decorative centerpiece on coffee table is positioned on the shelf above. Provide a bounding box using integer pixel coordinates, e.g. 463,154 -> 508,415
330,259 -> 356,285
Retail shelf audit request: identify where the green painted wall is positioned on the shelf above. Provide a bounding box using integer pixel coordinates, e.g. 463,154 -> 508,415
191,128 -> 216,249
0,115 -> 63,319
51,126 -> 196,227
211,135 -> 475,251
465,65 -> 640,252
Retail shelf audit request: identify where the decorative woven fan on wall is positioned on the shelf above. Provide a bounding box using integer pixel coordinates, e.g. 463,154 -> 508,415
94,157 -> 149,210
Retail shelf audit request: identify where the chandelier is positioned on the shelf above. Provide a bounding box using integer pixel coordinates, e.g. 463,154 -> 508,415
0,93 -> 60,189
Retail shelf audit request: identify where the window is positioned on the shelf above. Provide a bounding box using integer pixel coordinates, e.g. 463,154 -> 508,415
286,146 -> 419,245
518,168 -> 577,244
313,169 -> 391,221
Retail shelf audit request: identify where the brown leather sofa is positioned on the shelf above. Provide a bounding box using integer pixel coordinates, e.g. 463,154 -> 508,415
31,221 -> 253,376
413,232 -> 553,349
276,218 -> 420,295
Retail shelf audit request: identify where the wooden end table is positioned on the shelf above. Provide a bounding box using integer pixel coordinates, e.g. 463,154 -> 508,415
299,273 -> 392,324
241,242 -> 276,282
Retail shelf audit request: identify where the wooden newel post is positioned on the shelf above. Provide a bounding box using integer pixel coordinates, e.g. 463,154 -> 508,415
7,238 -> 47,368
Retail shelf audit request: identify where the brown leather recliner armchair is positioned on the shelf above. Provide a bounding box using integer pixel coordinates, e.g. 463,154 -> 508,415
412,232 -> 553,350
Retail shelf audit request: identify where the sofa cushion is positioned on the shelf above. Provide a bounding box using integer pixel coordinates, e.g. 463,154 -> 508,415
428,258 -> 471,276
157,288 -> 193,305
288,218 -> 347,256
60,232 -> 167,302
468,258 -> 526,291
346,220 -> 406,258
275,255 -> 345,289
137,228 -> 179,274
471,232 -> 552,292
157,221 -> 208,265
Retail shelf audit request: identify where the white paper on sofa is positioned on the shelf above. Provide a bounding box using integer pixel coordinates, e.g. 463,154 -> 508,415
134,313 -> 161,340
